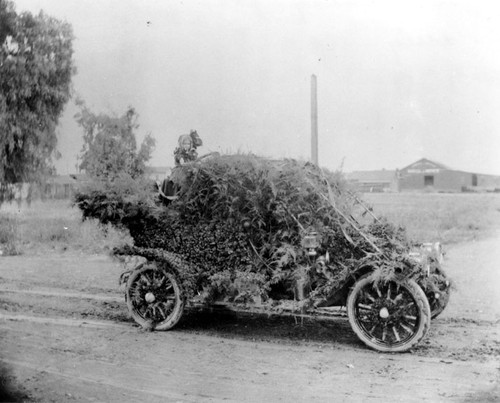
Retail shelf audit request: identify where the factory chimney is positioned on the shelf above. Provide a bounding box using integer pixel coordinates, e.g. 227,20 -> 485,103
311,74 -> 318,165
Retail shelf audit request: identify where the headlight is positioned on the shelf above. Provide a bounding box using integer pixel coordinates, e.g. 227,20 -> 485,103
408,251 -> 424,264
301,231 -> 320,256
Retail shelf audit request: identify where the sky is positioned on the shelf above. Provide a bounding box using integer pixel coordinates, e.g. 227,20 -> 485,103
12,0 -> 500,175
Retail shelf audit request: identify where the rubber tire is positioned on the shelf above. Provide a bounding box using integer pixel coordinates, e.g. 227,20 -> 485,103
347,275 -> 431,353
426,283 -> 451,320
125,263 -> 185,331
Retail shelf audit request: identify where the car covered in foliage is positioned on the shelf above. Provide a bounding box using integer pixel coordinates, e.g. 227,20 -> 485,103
74,153 -> 451,353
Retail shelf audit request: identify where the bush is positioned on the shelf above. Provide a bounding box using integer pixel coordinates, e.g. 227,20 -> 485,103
73,173 -> 160,225
0,215 -> 21,255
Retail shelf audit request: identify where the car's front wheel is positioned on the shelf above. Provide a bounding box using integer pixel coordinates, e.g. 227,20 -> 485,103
347,275 -> 431,352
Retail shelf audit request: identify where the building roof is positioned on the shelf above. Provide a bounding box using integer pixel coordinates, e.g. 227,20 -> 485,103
400,158 -> 450,172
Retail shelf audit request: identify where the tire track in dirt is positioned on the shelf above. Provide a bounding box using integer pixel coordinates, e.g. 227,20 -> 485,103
441,232 -> 500,322
0,312 -> 129,329
0,358 -> 192,402
1,317 -> 498,402
0,287 -> 122,302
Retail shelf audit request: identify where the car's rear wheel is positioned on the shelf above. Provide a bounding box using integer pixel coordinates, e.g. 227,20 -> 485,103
125,263 -> 185,330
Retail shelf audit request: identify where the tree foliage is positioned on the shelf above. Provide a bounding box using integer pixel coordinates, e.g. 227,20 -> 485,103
75,101 -> 155,180
0,0 -> 75,202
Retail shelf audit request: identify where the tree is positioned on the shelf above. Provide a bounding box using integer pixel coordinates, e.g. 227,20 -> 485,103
75,101 -> 155,180
0,0 -> 75,202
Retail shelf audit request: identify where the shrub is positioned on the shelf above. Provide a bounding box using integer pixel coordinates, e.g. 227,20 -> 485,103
0,215 -> 21,255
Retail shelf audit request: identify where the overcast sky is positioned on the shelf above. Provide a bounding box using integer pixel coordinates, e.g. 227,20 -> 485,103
13,0 -> 500,174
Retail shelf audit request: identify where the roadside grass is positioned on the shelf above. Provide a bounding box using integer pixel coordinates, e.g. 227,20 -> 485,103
0,215 -> 21,255
1,193 -> 499,256
363,192 -> 500,244
0,199 -> 132,256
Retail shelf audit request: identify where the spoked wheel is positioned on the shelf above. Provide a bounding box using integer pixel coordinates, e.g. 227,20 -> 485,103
347,275 -> 431,352
126,263 -> 185,330
424,269 -> 451,319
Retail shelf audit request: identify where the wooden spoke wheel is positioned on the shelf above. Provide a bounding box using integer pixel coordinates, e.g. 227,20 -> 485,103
347,275 -> 431,352
125,263 -> 185,331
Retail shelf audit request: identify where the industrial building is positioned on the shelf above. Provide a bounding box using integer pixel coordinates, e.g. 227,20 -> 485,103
345,170 -> 397,193
348,158 -> 500,193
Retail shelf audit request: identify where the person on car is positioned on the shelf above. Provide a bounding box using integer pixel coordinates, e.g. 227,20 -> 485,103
160,130 -> 203,203
174,130 -> 203,166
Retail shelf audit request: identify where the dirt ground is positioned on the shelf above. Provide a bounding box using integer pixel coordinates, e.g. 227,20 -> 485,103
0,234 -> 499,402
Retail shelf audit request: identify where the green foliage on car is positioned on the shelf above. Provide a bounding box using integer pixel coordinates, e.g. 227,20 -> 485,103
75,153 -> 421,307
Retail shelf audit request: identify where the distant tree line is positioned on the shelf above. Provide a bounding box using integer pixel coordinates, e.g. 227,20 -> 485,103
0,0 -> 155,205
75,100 -> 155,181
0,0 -> 75,203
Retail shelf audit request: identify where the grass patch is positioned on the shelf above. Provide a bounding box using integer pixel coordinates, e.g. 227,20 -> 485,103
0,215 -> 22,255
0,200 -> 132,255
363,193 -> 500,244
2,193 -> 499,256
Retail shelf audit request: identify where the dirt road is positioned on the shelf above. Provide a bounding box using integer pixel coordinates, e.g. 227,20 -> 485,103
0,235 -> 499,402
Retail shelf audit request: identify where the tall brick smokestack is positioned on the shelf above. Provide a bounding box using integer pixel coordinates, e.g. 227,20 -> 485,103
311,74 -> 318,165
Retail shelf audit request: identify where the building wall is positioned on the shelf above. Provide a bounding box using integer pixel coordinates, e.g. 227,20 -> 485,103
477,174 -> 500,190
347,170 -> 398,193
351,181 -> 393,193
399,170 -> 474,192
351,159 -> 500,193
43,183 -> 75,199
145,167 -> 170,182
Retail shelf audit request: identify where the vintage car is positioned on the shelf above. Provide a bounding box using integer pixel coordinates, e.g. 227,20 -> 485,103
76,154 -> 451,353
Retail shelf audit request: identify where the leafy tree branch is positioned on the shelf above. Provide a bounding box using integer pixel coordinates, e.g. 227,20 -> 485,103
0,0 -> 75,203
75,100 -> 155,180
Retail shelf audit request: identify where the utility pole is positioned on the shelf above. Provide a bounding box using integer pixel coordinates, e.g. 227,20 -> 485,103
311,74 -> 318,165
